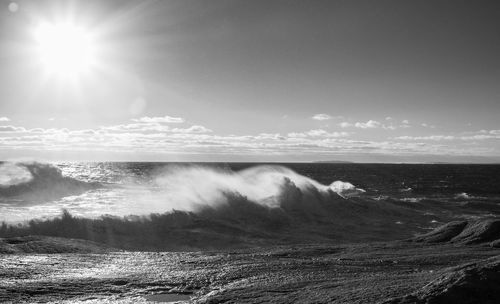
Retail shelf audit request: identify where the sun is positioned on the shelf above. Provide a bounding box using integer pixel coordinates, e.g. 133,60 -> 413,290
34,22 -> 97,78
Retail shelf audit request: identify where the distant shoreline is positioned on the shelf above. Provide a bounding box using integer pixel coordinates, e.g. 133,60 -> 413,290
0,159 -> 500,165
1,160 -> 500,164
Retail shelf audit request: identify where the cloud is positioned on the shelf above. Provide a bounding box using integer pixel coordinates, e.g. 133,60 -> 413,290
340,120 -> 399,130
102,122 -> 212,134
308,129 -> 349,137
480,129 -> 500,135
0,120 -> 498,158
312,114 -> 332,121
394,131 -> 500,141
0,117 -> 10,122
308,129 -> 329,136
132,115 -> 184,123
420,123 -> 436,129
0,125 -> 26,132
254,133 -> 285,140
288,129 -> 349,138
355,120 -> 381,129
342,120 -> 392,129
101,123 -> 171,132
339,122 -> 353,128
395,135 -> 455,141
171,125 -> 213,133
461,134 -> 500,140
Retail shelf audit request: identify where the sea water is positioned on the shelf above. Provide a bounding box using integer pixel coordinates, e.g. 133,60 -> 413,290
1,162 -> 499,223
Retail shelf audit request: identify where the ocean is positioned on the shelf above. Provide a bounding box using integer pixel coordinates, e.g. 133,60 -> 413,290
1,162 -> 499,249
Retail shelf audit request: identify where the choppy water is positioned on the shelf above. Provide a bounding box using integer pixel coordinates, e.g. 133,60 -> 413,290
1,162 -> 499,223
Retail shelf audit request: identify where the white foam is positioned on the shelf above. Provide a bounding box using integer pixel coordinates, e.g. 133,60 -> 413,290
455,192 -> 470,199
329,181 -> 366,198
0,162 -> 33,187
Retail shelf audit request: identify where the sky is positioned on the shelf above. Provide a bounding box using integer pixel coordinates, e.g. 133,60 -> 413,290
0,0 -> 499,162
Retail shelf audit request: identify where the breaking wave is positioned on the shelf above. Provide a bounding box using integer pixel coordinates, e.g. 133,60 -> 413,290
455,192 -> 471,200
0,162 -> 101,201
0,162 -> 367,222
150,164 -> 366,211
0,162 -> 33,187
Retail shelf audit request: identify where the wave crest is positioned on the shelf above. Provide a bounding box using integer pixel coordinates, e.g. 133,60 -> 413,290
0,162 -> 100,200
0,162 -> 33,187
152,165 -> 365,211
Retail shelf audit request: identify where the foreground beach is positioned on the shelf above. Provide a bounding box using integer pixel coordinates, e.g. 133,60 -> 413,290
2,222 -> 500,304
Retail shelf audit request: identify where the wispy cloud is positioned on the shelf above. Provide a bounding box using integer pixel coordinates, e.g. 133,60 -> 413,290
312,113 -> 332,121
339,122 -> 352,128
0,117 -> 10,122
479,129 -> 500,135
0,121 -> 498,158
395,135 -> 455,141
394,130 -> 500,141
423,123 -> 435,128
131,115 -> 185,123
101,123 -> 171,132
0,125 -> 26,132
288,129 -> 349,138
339,119 -> 400,130
355,120 -> 381,129
171,125 -> 212,133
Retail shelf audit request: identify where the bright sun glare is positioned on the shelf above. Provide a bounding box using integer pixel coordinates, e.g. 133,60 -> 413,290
34,23 -> 96,77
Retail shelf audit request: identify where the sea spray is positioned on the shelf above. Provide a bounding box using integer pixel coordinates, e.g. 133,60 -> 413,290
0,162 -> 367,222
0,162 -> 33,187
152,164 -> 366,210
